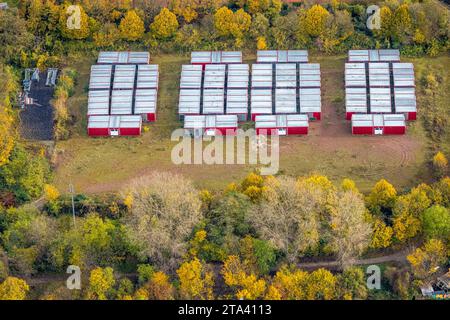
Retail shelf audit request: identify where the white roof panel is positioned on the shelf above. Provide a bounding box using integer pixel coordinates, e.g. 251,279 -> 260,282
111,90 -> 133,115
178,89 -> 201,115
226,89 -> 248,114
113,65 -> 136,90
203,89 -> 224,114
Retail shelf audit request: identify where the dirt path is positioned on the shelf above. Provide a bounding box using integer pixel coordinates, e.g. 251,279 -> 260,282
297,249 -> 410,270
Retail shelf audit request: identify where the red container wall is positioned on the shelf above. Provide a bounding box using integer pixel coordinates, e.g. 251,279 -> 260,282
383,126 -> 406,135
88,128 -> 109,136
312,112 -> 321,121
407,112 -> 417,121
213,127 -> 238,136
119,127 -> 141,136
346,112 -> 354,121
146,113 -> 156,122
256,128 -> 278,135
287,127 -> 308,135
352,126 -> 374,135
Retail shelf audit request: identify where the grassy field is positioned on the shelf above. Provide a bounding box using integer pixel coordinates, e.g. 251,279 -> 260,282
51,53 -> 450,195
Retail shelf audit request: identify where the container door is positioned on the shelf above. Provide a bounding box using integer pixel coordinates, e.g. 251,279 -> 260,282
277,128 -> 287,136
374,128 -> 383,135
205,129 -> 216,136
110,129 -> 119,136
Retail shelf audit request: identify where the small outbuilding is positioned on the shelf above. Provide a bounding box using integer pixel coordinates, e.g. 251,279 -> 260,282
191,51 -> 242,68
351,114 -> 406,135
98,51 -> 150,64
257,50 -> 308,63
255,114 -> 309,135
184,115 -> 238,136
88,115 -> 142,137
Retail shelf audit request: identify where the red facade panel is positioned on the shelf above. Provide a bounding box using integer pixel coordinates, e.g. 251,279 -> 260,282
352,126 -> 373,135
287,127 -> 308,135
407,112 -> 417,121
383,126 -> 406,135
119,127 -> 141,136
88,128 -> 109,136
146,113 -> 156,122
312,112 -> 321,121
346,112 -> 354,121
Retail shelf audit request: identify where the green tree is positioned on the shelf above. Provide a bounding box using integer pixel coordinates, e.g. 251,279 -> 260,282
421,205 -> 450,240
0,145 -> 50,203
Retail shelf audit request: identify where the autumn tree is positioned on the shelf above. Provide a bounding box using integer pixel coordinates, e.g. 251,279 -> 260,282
221,255 -> 266,300
143,271 -> 175,300
329,190 -> 372,269
337,267 -> 368,300
374,6 -> 393,43
432,151 -> 448,178
370,218 -> 393,249
122,172 -> 202,271
119,10 -> 145,41
86,267 -> 116,300
298,5 -> 330,38
248,176 -> 321,263
214,7 -> 251,44
392,4 -> 413,44
59,4 -> 91,39
407,239 -> 447,280
0,277 -> 29,300
150,8 -> 179,40
267,266 -> 308,299
177,258 -> 214,300
366,179 -> 397,215
170,0 -> 219,23
0,65 -> 18,167
392,185 -> 431,242
305,268 -> 337,300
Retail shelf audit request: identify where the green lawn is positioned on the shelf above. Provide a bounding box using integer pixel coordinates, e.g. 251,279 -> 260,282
52,53 -> 449,195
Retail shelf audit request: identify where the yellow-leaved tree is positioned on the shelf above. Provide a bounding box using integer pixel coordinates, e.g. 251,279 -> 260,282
299,5 -> 330,38
0,65 -> 18,166
214,7 -> 251,43
86,267 -> 116,300
432,151 -> 448,178
177,258 -> 214,300
119,10 -> 145,41
407,239 -> 447,280
0,277 -> 29,300
366,179 -> 397,215
221,255 -> 266,300
150,8 -> 179,40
